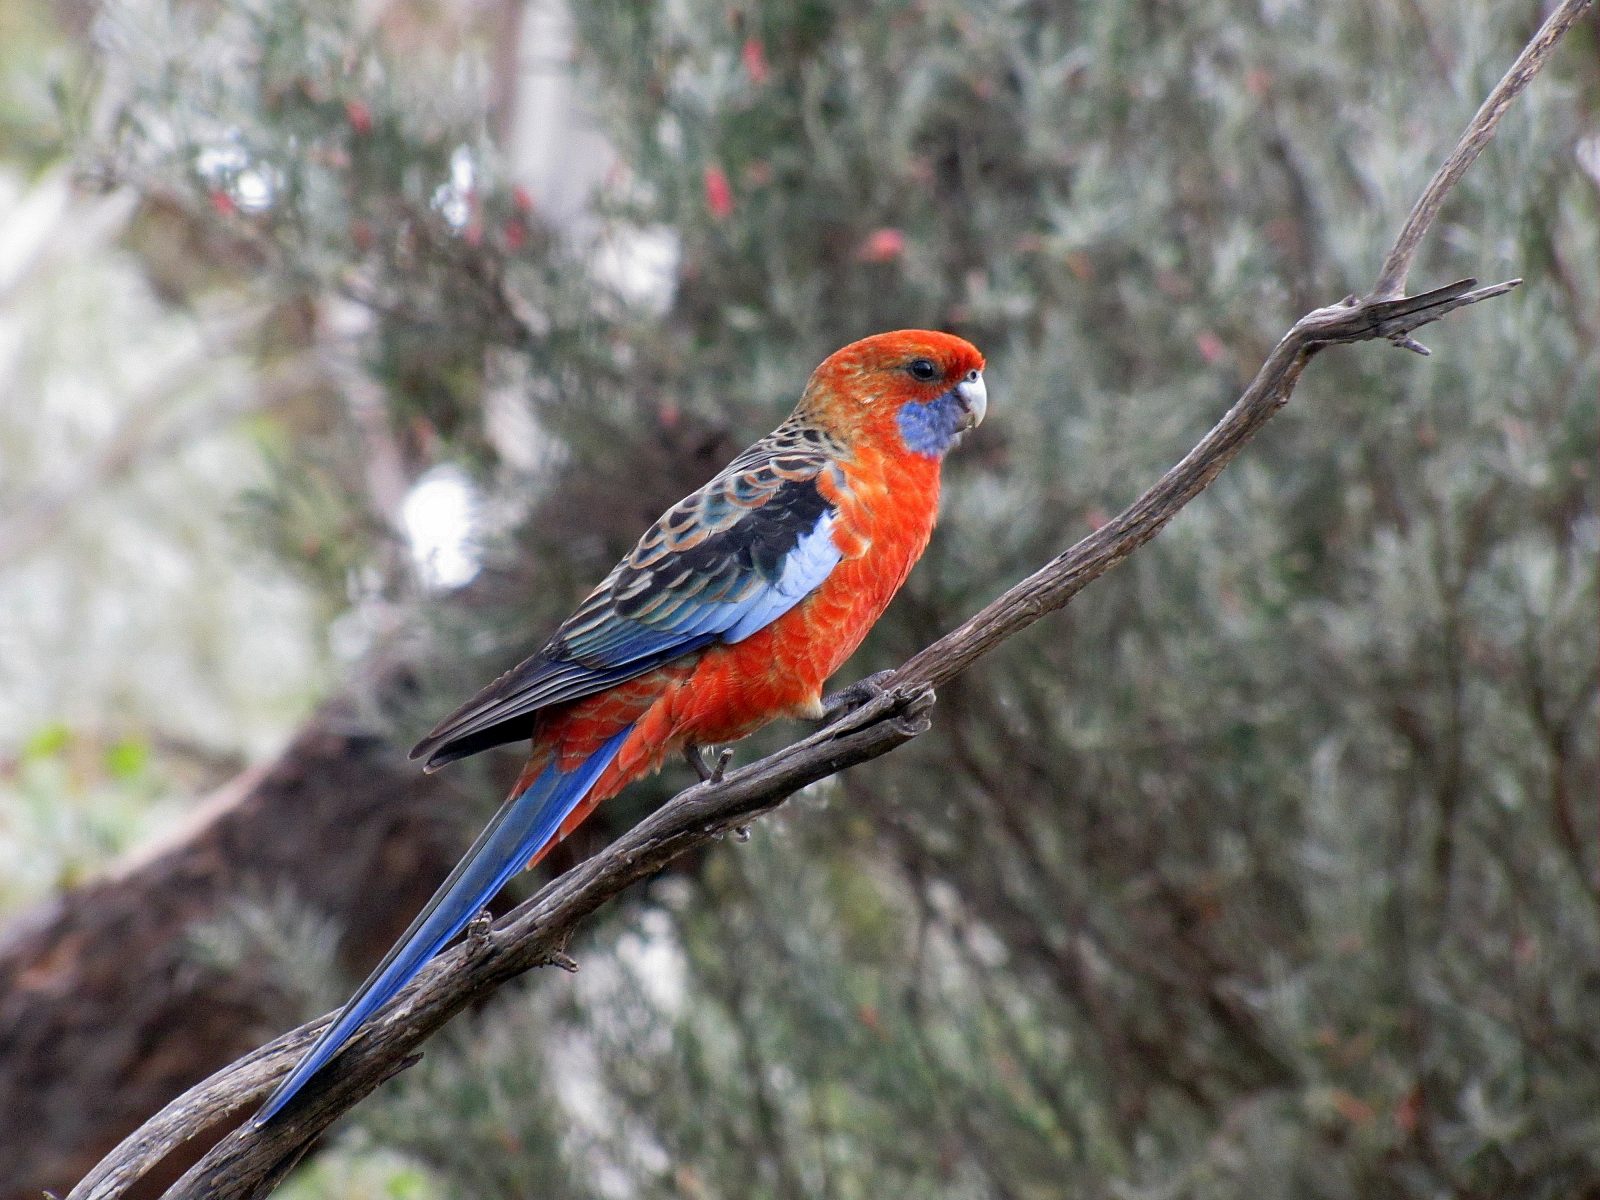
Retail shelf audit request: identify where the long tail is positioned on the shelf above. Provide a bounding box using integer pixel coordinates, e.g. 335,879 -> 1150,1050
251,725 -> 633,1126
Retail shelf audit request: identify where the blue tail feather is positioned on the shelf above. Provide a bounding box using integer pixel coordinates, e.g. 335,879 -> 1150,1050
252,725 -> 632,1125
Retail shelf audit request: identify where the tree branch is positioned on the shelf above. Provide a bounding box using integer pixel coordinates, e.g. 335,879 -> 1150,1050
1370,0 -> 1594,300
70,4 -> 1590,1195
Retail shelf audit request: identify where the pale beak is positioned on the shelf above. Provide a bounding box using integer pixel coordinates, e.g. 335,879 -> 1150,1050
955,370 -> 988,430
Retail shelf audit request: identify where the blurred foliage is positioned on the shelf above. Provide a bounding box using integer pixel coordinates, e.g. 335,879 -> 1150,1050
0,725 -> 175,909
8,0 -> 1599,1195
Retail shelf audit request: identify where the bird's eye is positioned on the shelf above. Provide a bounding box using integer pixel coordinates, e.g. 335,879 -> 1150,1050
907,358 -> 939,382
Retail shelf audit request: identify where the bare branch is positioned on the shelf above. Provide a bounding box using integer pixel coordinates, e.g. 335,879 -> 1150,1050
73,684 -> 937,1200
70,7 -> 1588,1196
1371,0 -> 1594,300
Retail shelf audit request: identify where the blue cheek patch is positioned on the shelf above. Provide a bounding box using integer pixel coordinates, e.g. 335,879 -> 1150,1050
896,390 -> 965,457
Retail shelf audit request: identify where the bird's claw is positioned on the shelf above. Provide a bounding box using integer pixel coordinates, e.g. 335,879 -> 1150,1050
818,669 -> 896,725
685,744 -> 734,783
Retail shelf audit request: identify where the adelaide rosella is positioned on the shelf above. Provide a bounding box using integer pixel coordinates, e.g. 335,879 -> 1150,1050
254,329 -> 987,1124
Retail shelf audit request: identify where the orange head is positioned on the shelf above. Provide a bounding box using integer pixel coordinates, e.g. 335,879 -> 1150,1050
795,330 -> 987,458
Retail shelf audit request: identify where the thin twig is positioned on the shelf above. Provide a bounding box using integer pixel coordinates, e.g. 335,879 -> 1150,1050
1370,0 -> 1594,300
69,7 -> 1588,1195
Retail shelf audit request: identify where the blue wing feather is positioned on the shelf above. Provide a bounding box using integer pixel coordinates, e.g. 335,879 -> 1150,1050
724,512 -> 840,642
411,421 -> 849,769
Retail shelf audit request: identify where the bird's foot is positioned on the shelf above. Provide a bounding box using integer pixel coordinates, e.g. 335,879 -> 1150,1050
817,670 -> 896,726
685,744 -> 734,784
466,907 -> 495,951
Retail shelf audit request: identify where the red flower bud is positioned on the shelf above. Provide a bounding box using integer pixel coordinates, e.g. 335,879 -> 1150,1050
703,165 -> 734,220
344,99 -> 373,135
857,227 -> 906,263
741,37 -> 770,85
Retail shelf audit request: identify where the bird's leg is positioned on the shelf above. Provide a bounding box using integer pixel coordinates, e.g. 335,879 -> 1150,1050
685,744 -> 734,784
817,669 -> 896,725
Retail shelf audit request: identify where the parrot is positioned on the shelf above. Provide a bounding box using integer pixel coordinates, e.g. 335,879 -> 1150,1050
252,329 -> 987,1124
